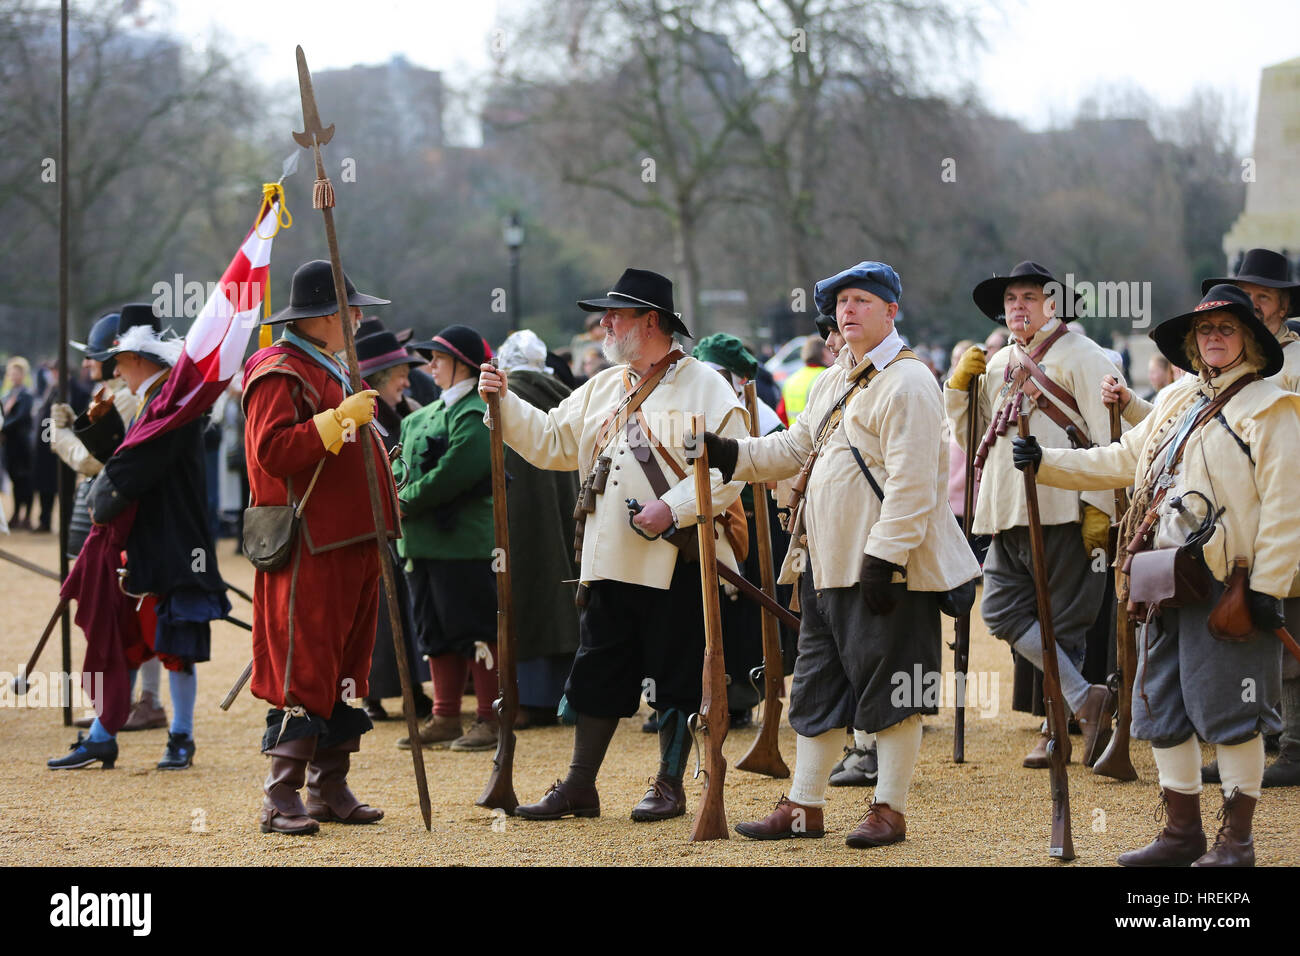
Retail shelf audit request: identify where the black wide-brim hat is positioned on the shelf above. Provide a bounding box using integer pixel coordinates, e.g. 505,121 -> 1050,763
972,260 -> 1082,324
358,329 -> 425,377
577,268 -> 690,338
422,325 -> 487,370
99,302 -> 182,368
1151,283 -> 1284,378
267,259 -> 390,325
1201,248 -> 1300,317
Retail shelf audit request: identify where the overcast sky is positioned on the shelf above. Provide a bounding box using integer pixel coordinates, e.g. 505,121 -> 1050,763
156,0 -> 1299,147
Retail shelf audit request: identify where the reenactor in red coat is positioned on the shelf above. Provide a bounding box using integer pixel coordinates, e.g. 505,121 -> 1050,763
242,260 -> 398,835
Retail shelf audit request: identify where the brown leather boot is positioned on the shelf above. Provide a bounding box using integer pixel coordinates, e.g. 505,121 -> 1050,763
1117,789 -> 1205,866
734,795 -> 824,840
845,800 -> 906,848
629,775 -> 686,822
1192,788 -> 1256,867
1023,728 -> 1072,768
304,737 -> 384,824
121,691 -> 168,732
1074,684 -> 1116,768
260,737 -> 321,835
514,779 -> 600,820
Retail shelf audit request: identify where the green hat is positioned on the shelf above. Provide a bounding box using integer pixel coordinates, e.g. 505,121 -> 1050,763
693,333 -> 757,379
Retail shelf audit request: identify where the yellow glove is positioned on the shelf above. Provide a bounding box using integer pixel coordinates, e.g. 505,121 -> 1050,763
313,389 -> 378,454
948,345 -> 987,392
1081,504 -> 1110,555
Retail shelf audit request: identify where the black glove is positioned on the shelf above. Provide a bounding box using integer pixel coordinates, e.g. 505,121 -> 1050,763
861,554 -> 904,616
1247,590 -> 1285,631
1011,434 -> 1041,473
702,431 -> 739,482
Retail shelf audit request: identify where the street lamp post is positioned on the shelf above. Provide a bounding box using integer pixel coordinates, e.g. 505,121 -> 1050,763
503,212 -> 524,333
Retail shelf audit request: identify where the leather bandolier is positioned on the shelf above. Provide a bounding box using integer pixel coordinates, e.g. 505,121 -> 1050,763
972,325 -> 1092,494
571,349 -> 685,569
782,348 -> 918,610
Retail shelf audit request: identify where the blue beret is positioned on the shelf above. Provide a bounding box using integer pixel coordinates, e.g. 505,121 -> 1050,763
814,261 -> 902,316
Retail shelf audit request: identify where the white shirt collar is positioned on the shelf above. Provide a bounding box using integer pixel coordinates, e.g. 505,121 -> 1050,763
865,328 -> 904,368
134,368 -> 166,398
441,377 -> 476,408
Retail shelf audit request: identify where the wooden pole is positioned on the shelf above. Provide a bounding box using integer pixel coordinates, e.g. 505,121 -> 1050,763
953,375 -> 979,763
294,46 -> 431,830
57,0 -> 72,727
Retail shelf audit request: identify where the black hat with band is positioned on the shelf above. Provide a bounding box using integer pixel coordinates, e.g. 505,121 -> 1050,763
1151,283 -> 1283,378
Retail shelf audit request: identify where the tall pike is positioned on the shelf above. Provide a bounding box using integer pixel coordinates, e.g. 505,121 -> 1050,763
292,46 -> 431,831
1017,402 -> 1075,861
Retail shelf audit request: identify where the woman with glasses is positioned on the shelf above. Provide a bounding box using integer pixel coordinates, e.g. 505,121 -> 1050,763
1012,284 -> 1300,867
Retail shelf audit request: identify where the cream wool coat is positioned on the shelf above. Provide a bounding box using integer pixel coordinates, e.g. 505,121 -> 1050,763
946,319 -> 1125,535
733,344 -> 980,592
49,379 -> 140,477
496,354 -> 748,589
1037,362 -> 1300,599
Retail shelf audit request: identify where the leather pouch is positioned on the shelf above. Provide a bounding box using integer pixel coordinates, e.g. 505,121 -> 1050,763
242,458 -> 325,572
1128,546 -> 1211,610
1207,557 -> 1253,643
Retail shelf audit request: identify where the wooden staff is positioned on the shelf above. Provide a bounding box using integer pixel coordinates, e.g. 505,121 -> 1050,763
11,598 -> 70,695
687,413 -> 729,841
293,46 -> 431,830
476,364 -> 519,814
953,374 -> 979,763
735,382 -> 789,779
57,0 -> 72,727
1093,402 -> 1138,781
1017,405 -> 1075,861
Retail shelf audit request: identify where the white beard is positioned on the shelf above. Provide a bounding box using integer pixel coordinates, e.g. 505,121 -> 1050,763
602,330 -> 641,367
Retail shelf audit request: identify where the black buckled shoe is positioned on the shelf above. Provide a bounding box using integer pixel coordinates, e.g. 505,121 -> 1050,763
830,746 -> 878,786
48,733 -> 117,770
157,732 -> 195,770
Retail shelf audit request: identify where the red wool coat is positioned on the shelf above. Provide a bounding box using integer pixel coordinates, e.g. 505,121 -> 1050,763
241,342 -> 400,717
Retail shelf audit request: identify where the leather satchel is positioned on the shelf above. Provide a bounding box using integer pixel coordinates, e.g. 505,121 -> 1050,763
1127,544 -> 1211,612
243,458 -> 326,572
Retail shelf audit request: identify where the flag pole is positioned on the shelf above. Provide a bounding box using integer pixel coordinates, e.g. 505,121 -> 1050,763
57,0 -> 72,727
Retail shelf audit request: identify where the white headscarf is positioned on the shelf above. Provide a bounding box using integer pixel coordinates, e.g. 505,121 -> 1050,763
498,329 -> 550,374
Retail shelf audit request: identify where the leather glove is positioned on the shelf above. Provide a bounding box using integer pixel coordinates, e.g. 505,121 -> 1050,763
1081,504 -> 1110,555
1247,590 -> 1285,632
947,345 -> 987,392
861,554 -> 904,616
1011,434 -> 1041,472
50,403 -> 74,429
702,431 -> 739,482
313,389 -> 378,454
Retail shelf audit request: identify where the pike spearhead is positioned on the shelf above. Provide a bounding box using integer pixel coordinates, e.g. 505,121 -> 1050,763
292,45 -> 335,149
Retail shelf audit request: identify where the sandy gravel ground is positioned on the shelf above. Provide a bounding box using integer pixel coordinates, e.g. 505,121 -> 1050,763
1,509 -> 1296,867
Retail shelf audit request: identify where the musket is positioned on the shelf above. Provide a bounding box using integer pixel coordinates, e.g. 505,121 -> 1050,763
734,382 -> 789,779
952,374 -> 979,763
476,363 -> 519,814
626,498 -> 799,632
1093,402 -> 1138,781
1018,404 -> 1075,861
686,413 -> 729,841
293,46 -> 431,830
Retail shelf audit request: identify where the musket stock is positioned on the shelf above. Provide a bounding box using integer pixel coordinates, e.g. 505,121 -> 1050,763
1018,406 -> 1075,861
476,378 -> 520,814
687,413 -> 730,841
735,382 -> 789,779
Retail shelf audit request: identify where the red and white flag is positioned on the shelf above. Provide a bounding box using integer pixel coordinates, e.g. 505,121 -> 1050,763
124,200 -> 279,448
61,197 -> 283,733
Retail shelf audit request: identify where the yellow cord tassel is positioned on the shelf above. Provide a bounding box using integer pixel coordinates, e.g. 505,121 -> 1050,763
253,182 -> 292,348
